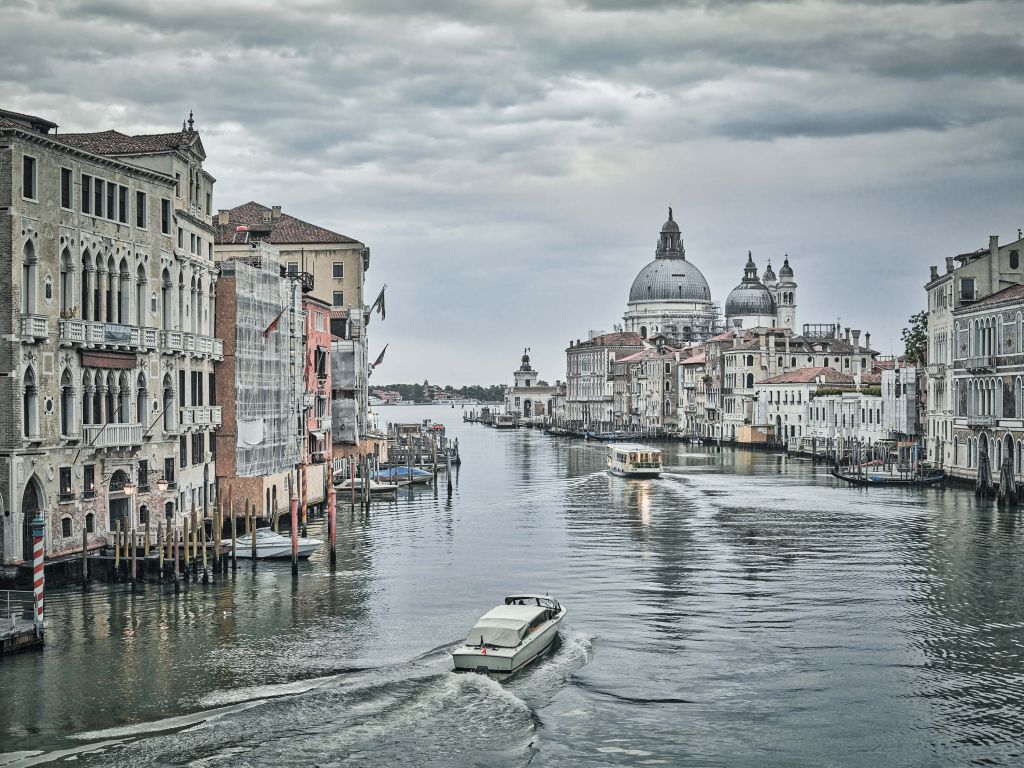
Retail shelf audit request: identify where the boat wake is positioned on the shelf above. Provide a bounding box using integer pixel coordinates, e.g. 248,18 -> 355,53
15,631 -> 592,767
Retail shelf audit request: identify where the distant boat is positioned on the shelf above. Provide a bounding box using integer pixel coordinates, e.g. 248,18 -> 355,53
373,466 -> 433,484
494,414 -> 517,429
830,467 -> 945,486
222,528 -> 322,559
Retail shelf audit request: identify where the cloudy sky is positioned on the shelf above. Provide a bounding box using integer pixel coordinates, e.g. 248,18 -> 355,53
4,0 -> 1023,385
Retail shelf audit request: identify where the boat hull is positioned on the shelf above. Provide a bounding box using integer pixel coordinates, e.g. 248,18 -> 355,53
608,467 -> 662,478
452,610 -> 564,677
220,539 -> 321,559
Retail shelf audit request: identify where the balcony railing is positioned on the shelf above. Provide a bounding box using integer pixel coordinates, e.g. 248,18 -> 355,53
20,314 -> 49,341
926,363 -> 947,377
58,319 -> 159,351
965,415 -> 997,428
179,405 -> 223,429
82,422 -> 144,448
963,355 -> 995,371
160,331 -> 224,360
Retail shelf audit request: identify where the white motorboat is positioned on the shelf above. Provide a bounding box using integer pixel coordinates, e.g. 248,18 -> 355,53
221,528 -> 322,559
607,443 -> 662,478
452,594 -> 565,676
335,478 -> 402,494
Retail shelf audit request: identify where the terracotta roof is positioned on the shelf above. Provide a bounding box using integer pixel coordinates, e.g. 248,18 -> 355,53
567,331 -> 644,351
762,367 -> 855,385
214,201 -> 358,245
681,352 -> 706,365
56,129 -> 193,155
0,116 -> 25,129
708,330 -> 737,343
958,282 -> 1024,311
861,373 -> 881,384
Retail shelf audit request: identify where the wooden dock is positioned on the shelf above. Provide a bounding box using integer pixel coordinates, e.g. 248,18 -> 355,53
0,590 -> 42,655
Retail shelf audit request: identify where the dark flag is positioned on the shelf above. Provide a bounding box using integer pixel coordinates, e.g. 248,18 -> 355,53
369,284 -> 386,323
371,344 -> 388,370
263,308 -> 285,338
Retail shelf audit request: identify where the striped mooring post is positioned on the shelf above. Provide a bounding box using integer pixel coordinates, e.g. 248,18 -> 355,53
31,513 -> 45,635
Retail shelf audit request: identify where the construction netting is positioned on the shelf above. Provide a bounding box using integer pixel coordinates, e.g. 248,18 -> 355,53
231,254 -> 303,477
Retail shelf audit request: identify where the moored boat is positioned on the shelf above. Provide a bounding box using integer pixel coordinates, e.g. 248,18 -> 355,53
830,466 -> 945,486
494,414 -> 517,429
222,528 -> 322,559
452,595 -> 565,677
607,444 -> 663,478
372,466 -> 433,485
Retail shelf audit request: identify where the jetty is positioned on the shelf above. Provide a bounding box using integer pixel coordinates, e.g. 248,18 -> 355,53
0,590 -> 42,655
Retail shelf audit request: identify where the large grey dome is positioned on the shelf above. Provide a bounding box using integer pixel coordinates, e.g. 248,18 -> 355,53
628,259 -> 712,303
725,282 -> 777,317
725,251 -> 777,318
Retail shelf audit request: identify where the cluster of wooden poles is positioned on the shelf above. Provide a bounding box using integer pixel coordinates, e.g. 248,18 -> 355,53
87,481 -> 338,590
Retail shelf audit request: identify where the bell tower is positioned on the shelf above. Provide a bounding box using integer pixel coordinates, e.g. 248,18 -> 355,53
776,256 -> 797,329
514,348 -> 536,388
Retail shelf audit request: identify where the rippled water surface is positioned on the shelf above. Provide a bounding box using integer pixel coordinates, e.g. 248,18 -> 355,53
4,406 -> 1024,767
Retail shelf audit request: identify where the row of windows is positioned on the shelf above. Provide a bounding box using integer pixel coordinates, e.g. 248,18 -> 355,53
20,155 -> 176,236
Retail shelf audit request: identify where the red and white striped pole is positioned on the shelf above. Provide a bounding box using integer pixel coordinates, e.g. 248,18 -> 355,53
31,513 -> 45,634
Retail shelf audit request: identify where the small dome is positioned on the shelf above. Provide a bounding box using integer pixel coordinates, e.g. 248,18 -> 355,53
763,261 -> 777,282
725,282 -> 777,318
628,259 -> 711,303
661,206 -> 679,233
779,256 -> 794,279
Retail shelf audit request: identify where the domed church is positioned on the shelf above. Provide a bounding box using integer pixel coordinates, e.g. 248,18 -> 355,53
724,252 -> 797,330
623,209 -> 720,343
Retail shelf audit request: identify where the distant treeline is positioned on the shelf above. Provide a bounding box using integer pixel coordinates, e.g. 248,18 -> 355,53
376,382 -> 506,403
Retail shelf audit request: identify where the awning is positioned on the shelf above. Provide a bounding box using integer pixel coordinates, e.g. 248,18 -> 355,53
81,351 -> 137,369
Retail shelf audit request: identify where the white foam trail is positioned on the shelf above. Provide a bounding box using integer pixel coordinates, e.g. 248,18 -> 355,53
197,675 -> 338,708
0,739 -> 127,768
72,700 -> 265,741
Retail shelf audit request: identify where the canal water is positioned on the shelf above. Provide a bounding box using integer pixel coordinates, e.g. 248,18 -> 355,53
3,405 -> 1024,767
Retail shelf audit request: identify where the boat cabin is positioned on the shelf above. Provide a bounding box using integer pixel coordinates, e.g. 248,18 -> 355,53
467,595 -> 560,648
607,444 -> 663,477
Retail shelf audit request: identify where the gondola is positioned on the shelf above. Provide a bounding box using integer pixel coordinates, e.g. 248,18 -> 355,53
830,466 -> 945,486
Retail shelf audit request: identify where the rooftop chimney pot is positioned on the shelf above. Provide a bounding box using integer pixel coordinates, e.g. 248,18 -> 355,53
272,205 -> 282,220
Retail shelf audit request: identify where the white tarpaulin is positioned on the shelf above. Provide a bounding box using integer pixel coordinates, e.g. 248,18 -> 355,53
465,605 -> 546,647
237,419 -> 266,448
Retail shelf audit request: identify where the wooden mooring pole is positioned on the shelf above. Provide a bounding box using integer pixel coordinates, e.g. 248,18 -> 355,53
81,526 -> 89,587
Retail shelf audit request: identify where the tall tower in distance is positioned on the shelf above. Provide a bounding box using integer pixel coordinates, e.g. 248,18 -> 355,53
514,348 -> 537,388
775,256 -> 797,329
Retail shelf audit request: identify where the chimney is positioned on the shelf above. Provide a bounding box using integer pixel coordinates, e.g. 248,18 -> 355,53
217,209 -> 230,226
990,234 -> 1000,292
852,329 -> 861,351
930,265 -> 938,281
272,205 -> 282,220
844,327 -> 851,344
945,257 -> 954,273
865,332 -> 871,350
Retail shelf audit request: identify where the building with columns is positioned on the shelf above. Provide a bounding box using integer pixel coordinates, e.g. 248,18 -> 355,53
0,108 -> 222,565
504,349 -> 561,423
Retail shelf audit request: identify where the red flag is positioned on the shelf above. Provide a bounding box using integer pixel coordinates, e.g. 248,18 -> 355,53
263,308 -> 284,338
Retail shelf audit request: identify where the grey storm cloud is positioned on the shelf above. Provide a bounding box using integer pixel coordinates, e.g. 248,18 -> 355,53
2,0 -> 1023,382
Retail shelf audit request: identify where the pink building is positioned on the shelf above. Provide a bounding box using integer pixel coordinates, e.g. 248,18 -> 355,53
301,294 -> 333,515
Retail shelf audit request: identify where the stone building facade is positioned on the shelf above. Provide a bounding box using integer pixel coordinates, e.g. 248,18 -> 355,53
0,108 -> 221,565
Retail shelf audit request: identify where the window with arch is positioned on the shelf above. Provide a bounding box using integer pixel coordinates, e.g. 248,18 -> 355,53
746,355 -> 754,367
23,367 -> 38,438
745,373 -> 754,388
22,240 -> 37,315
60,248 -> 74,315
136,373 -> 148,425
61,517 -> 72,538
135,264 -> 147,326
60,368 -> 75,436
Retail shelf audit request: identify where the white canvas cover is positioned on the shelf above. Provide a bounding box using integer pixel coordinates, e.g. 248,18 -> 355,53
466,605 -> 546,648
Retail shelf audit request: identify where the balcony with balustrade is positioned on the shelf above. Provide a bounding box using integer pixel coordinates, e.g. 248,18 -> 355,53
82,422 -> 144,449
58,319 -> 158,352
160,331 -> 224,361
20,314 -> 49,342
178,405 -> 223,430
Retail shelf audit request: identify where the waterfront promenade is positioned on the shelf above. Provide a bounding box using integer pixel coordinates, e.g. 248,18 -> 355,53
2,405 -> 1023,767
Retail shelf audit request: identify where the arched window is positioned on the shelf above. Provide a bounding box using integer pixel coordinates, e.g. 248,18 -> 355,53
118,257 -> 130,324
664,399 -> 671,415
161,268 -> 172,330
21,240 -> 37,315
60,248 -> 74,315
190,275 -> 198,333
178,271 -> 185,330
138,504 -> 149,525
745,373 -> 754,388
104,371 -> 116,423
639,326 -> 647,339
23,367 -> 37,437
135,264 -> 147,327
118,371 -> 131,424
81,249 -> 92,320
82,370 -> 92,425
791,357 -> 796,368
60,368 -> 75,436
163,374 -> 175,432
746,355 -> 754,367
136,373 -> 148,425
105,255 -> 116,322
61,517 -> 72,538
195,278 -> 204,335
85,512 -> 95,533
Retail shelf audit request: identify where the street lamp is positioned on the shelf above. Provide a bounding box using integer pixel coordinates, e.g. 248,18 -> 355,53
156,477 -> 169,493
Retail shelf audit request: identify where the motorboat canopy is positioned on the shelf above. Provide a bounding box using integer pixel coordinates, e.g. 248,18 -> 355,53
466,604 -> 549,648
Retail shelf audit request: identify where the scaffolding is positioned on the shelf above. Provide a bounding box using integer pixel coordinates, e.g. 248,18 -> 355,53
230,250 -> 303,477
